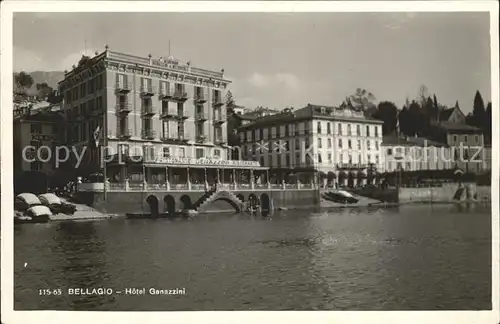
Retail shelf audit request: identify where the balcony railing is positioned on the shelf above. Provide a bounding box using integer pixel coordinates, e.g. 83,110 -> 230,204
213,114 -> 226,124
116,102 -> 132,114
212,97 -> 224,106
195,112 -> 207,121
141,129 -> 156,140
337,163 -> 369,170
140,85 -> 156,96
115,82 -> 132,93
194,93 -> 207,103
160,109 -> 175,119
141,105 -> 156,116
173,90 -> 188,101
196,135 -> 207,143
158,88 -> 172,100
117,128 -> 132,139
176,110 -> 188,120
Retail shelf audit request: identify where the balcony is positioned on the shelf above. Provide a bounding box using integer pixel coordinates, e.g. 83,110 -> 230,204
141,105 -> 156,116
161,134 -> 187,143
116,102 -> 132,114
337,163 -> 369,170
195,112 -> 207,121
213,114 -> 226,124
215,137 -> 226,145
141,129 -> 156,140
196,135 -> 207,143
176,111 -> 189,120
115,82 -> 132,93
117,128 -> 132,139
173,90 -> 188,101
194,93 -> 207,103
160,109 -> 175,119
158,88 -> 172,100
212,97 -> 224,106
140,85 -> 156,97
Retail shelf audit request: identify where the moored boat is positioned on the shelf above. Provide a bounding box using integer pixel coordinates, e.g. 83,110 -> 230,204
39,193 -> 77,215
15,193 -> 42,212
15,205 -> 52,223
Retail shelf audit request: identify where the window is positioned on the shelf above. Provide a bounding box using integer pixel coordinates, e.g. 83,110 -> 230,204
260,129 -> 264,140
375,127 -> 379,137
318,154 -> 322,163
339,153 -> 343,163
295,139 -> 300,150
347,124 -> 352,135
475,135 -> 479,143
338,124 -> 342,135
328,153 -> 332,163
356,125 -> 360,136
367,154 -> 371,163
317,122 -> 322,134
163,147 -> 170,158
375,141 -> 379,150
367,140 -> 371,150
178,122 -> 185,139
260,156 -> 265,166
464,135 -> 468,143
327,123 -> 331,134
196,148 -> 204,159
214,149 -> 221,158
453,135 -> 458,142
178,147 -> 185,157
118,144 -> 129,157
366,126 -> 370,137
30,124 -> 42,134
285,125 -> 290,136
328,138 -> 332,148
387,148 -> 393,155
348,140 -> 352,149
318,138 -> 322,148
338,139 -> 343,148
348,155 -> 352,165
357,140 -> 361,150
375,155 -> 379,165
358,154 -> 362,164
286,155 -> 291,166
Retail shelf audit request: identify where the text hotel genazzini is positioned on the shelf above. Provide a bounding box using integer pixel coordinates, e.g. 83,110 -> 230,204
38,287 -> 187,296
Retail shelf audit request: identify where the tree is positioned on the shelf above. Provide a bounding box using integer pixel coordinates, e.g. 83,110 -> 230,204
418,84 -> 429,108
349,88 -> 376,111
374,101 -> 398,135
422,96 -> 436,121
398,106 -> 410,136
36,82 -> 53,99
225,90 -> 235,112
14,71 -> 34,92
471,90 -> 486,128
485,102 -> 492,144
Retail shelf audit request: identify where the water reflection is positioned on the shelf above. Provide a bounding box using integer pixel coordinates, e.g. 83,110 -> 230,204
14,205 -> 491,310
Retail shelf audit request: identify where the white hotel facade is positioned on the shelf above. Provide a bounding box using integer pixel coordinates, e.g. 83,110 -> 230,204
238,103 -> 384,187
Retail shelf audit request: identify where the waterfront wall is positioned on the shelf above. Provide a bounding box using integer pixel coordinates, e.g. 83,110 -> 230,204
76,189 -> 320,214
398,184 -> 491,203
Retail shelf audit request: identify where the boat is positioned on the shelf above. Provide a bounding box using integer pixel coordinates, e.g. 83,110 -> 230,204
15,193 -> 42,212
15,205 -> 52,224
323,190 -> 359,204
39,193 -> 77,215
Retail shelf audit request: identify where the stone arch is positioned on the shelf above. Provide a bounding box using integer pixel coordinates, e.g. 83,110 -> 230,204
180,195 -> 193,210
146,195 -> 159,218
260,193 -> 271,211
163,195 -> 176,214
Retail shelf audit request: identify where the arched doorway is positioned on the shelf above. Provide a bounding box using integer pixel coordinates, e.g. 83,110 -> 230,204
163,195 -> 176,214
180,195 -> 193,210
248,194 -> 258,209
146,195 -> 159,218
260,193 -> 271,211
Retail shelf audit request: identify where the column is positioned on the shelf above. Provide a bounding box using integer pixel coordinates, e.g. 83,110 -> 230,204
142,165 -> 147,189
204,168 -> 209,191
233,168 -> 237,190
187,167 -> 191,190
165,166 -> 170,190
250,169 -> 255,189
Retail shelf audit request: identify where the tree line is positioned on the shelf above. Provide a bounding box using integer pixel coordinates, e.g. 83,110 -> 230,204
14,71 -> 62,104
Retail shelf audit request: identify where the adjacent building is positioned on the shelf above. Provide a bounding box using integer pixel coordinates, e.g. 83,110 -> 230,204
237,101 -> 384,187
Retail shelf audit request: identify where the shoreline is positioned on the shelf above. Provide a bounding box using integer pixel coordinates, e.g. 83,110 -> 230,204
18,199 -> 489,224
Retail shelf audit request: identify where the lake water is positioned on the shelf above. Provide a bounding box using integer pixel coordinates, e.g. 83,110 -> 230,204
14,204 -> 491,310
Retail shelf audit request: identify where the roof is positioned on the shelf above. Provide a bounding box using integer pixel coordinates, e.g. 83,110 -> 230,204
382,135 -> 448,147
432,121 -> 482,133
438,108 -> 455,122
382,136 -> 414,146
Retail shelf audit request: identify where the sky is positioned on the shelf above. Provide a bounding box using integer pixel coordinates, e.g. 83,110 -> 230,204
13,12 -> 492,113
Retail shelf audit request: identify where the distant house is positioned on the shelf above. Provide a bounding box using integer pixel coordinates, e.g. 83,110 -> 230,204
438,104 -> 466,124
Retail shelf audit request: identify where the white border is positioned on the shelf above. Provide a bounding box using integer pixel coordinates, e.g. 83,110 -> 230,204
1,2 -> 499,324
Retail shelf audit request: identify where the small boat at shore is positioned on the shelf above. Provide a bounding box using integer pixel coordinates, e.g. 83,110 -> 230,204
15,205 -> 51,224
323,190 -> 359,204
39,193 -> 77,215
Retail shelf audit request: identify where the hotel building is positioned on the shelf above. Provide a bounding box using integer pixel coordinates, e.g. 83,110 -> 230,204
58,47 -> 266,189
237,102 -> 384,187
